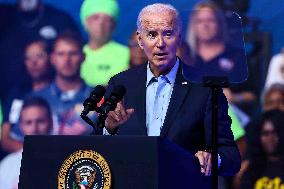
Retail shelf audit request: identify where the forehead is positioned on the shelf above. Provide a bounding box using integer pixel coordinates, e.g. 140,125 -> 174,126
141,12 -> 177,31
26,42 -> 44,52
21,106 -> 48,119
194,9 -> 216,19
54,39 -> 79,51
88,13 -> 113,21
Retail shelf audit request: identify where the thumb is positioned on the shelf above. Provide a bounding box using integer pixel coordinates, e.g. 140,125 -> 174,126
126,108 -> 135,115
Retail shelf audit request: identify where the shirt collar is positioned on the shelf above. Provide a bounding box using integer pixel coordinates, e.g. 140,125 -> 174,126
50,80 -> 87,99
146,58 -> 180,87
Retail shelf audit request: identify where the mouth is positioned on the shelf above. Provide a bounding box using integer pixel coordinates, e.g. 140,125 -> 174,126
154,52 -> 168,58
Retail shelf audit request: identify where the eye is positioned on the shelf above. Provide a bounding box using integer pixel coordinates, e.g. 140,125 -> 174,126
165,30 -> 173,36
55,52 -> 65,57
147,31 -> 157,39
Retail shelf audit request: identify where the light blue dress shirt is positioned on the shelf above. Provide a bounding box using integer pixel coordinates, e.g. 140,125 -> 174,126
146,59 -> 179,136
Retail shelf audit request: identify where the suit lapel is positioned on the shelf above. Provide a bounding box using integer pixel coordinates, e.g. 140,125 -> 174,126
132,64 -> 147,134
160,64 -> 191,137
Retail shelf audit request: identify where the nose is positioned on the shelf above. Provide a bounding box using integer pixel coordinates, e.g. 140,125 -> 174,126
156,35 -> 166,49
62,53 -> 72,62
29,59 -> 38,67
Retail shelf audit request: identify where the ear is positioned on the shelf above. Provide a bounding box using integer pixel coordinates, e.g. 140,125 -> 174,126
136,31 -> 143,50
81,52 -> 86,63
111,19 -> 116,32
177,33 -> 182,46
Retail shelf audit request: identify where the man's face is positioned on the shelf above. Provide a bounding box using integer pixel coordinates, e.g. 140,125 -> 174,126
264,91 -> 284,111
51,40 -> 84,80
129,35 -> 147,67
25,42 -> 49,81
86,13 -> 114,43
260,121 -> 279,156
20,106 -> 51,135
137,12 -> 180,75
193,8 -> 219,43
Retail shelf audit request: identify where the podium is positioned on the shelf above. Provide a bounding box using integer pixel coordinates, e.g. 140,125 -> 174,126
19,136 -> 210,189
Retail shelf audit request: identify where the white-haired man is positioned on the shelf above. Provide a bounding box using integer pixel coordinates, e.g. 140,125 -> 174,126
104,3 -> 241,177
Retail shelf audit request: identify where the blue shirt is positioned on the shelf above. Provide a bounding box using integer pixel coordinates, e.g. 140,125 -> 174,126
146,59 -> 179,136
30,81 -> 95,135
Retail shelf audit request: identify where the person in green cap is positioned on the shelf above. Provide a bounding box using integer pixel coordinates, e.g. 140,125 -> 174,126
80,0 -> 130,87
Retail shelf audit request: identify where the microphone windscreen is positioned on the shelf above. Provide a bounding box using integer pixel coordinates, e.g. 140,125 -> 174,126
111,85 -> 126,100
90,85 -> 106,103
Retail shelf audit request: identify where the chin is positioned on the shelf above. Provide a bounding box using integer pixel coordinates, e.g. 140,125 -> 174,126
154,58 -> 171,65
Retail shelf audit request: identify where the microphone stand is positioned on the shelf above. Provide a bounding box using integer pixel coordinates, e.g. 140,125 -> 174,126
203,76 -> 229,189
80,106 -> 106,135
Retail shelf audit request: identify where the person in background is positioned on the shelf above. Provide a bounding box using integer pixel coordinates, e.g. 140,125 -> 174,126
234,84 -> 284,189
0,0 -> 80,105
128,31 -> 147,68
186,1 -> 257,117
79,0 -> 129,86
265,48 -> 284,89
240,110 -> 284,189
31,31 -> 94,136
262,83 -> 284,112
0,96 -> 53,189
1,38 -> 53,153
245,83 -> 284,141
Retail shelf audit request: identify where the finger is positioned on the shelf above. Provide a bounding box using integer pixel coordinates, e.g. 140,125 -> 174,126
121,108 -> 135,122
115,110 -> 123,121
205,154 -> 212,176
126,108 -> 135,115
118,102 -> 127,118
195,152 -> 206,174
109,111 -> 121,122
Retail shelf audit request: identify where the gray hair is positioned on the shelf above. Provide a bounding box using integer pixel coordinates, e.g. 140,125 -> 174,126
136,3 -> 182,33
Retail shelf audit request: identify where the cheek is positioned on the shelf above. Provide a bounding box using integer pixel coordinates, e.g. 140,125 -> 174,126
209,24 -> 218,34
21,125 -> 35,135
38,124 -> 50,134
196,23 -> 206,31
34,59 -> 46,68
260,136 -> 266,144
25,60 -> 33,68
71,57 -> 82,67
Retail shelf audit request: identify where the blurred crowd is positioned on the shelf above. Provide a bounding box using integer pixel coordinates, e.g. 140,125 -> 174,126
0,0 -> 283,189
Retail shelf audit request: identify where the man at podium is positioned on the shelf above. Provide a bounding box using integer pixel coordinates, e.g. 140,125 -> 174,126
104,3 -> 241,177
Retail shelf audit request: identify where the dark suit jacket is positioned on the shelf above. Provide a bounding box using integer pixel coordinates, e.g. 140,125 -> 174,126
106,62 -> 241,176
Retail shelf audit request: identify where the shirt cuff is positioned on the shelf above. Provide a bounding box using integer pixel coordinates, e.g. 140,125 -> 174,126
103,127 -> 118,135
218,154 -> 221,168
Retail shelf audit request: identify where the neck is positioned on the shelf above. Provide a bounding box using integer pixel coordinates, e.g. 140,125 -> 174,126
88,38 -> 109,50
55,76 -> 82,92
150,58 -> 176,77
197,41 -> 225,61
32,79 -> 50,91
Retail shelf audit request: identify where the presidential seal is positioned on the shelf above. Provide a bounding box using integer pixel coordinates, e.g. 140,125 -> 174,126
58,150 -> 111,189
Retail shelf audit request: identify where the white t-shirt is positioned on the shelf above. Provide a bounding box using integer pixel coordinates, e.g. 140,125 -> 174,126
265,53 -> 284,89
0,150 -> 22,189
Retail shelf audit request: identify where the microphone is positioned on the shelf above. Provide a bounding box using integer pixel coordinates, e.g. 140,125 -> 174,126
100,85 -> 126,115
96,85 -> 126,129
81,85 -> 106,116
